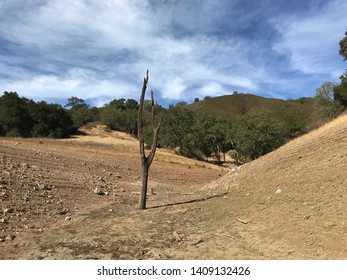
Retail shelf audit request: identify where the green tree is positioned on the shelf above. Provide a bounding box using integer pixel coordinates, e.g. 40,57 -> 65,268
125,99 -> 139,110
0,92 -> 75,138
31,101 -> 75,138
314,82 -> 344,121
193,114 -> 231,162
334,30 -> 347,107
333,74 -> 347,108
339,30 -> 347,61
0,91 -> 33,137
100,98 -> 140,135
109,98 -> 126,110
235,108 -> 283,161
65,96 -> 86,109
65,96 -> 95,128
160,106 -> 196,157
100,105 -> 138,135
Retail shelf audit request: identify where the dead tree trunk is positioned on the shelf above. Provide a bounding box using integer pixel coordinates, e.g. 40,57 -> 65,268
137,70 -> 163,210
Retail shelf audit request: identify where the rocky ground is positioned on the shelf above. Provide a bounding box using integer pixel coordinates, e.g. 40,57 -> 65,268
0,126 -> 225,259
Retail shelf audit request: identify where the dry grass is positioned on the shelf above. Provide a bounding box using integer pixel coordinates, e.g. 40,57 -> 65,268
280,111 -> 347,148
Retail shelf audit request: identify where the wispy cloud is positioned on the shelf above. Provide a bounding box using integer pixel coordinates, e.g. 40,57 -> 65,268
0,0 -> 346,106
272,0 -> 346,77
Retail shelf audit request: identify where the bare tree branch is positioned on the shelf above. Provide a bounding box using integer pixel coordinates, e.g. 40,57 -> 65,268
137,70 -> 163,210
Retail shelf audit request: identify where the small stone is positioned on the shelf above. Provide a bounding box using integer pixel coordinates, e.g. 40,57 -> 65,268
0,218 -> 8,224
108,209 -> 113,212
4,208 -> 14,214
275,189 -> 282,194
0,191 -> 7,197
94,188 -> 105,195
173,231 -> 183,242
65,216 -> 71,221
6,235 -> 15,241
57,208 -> 68,215
37,183 -> 52,191
191,239 -> 203,246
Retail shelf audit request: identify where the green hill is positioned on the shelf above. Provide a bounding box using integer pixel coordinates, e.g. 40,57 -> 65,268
186,94 -> 315,138
187,93 -> 315,125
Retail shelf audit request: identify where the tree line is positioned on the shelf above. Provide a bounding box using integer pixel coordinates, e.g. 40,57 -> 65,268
0,91 -> 294,163
0,91 -> 75,138
1,88 -> 345,163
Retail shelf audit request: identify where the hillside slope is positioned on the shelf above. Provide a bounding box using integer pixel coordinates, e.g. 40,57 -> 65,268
197,112 -> 347,259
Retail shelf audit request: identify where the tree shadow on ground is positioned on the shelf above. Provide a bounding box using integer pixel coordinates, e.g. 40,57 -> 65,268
147,192 -> 229,210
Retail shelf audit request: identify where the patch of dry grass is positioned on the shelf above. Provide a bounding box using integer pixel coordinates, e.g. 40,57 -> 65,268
281,111 -> 347,148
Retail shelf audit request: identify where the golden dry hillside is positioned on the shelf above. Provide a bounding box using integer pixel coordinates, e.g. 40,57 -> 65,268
198,112 -> 347,259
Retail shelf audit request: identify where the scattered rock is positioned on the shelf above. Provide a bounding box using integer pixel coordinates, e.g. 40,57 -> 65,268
56,208 -> 69,215
6,234 -> 16,241
94,187 -> 105,195
191,239 -> 203,246
0,192 -> 8,200
4,208 -> 14,214
0,218 -> 8,224
236,218 -> 249,224
275,189 -> 282,195
65,216 -> 71,221
37,183 -> 52,191
173,231 -> 183,243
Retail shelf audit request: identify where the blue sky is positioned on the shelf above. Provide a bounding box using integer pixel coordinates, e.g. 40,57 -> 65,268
0,0 -> 346,107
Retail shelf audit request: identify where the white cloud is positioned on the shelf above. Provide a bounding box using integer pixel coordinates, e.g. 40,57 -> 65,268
200,82 -> 226,96
0,0 -> 266,103
272,0 -> 346,78
2,68 -> 138,103
1,0 -> 346,105
161,77 -> 187,99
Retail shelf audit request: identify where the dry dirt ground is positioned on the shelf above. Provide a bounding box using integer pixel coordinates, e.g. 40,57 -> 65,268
1,114 -> 346,260
0,124 -> 226,259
